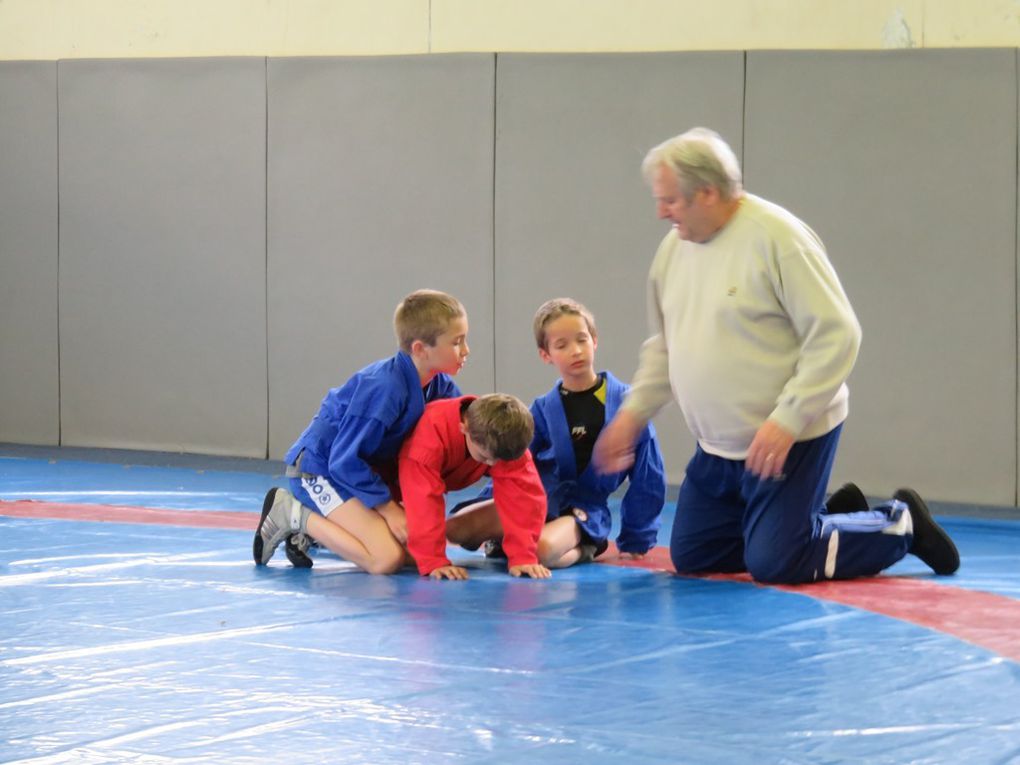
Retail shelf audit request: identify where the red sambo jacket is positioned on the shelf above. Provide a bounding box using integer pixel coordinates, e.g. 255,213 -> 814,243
398,396 -> 546,575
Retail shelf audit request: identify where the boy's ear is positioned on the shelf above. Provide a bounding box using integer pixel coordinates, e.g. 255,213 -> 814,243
538,348 -> 553,365
409,338 -> 427,358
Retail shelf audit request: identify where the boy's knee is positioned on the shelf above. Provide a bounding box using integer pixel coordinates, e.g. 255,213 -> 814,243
536,537 -> 559,567
364,548 -> 405,575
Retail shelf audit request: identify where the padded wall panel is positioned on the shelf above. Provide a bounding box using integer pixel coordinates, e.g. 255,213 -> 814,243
267,55 -> 495,458
58,58 -> 267,457
495,53 -> 745,484
745,49 -> 1017,504
0,62 -> 59,446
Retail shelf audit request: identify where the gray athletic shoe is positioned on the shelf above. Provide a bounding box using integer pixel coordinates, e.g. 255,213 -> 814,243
252,488 -> 305,566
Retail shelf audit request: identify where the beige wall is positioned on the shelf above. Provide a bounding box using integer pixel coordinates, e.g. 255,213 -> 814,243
2,0 -> 1020,60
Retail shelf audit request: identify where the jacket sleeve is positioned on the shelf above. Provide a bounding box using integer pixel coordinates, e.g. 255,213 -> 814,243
528,401 -> 559,506
615,424 -> 667,554
326,414 -> 393,508
490,452 -> 547,569
399,452 -> 453,576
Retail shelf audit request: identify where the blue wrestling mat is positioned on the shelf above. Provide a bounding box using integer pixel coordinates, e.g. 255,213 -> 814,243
1,446 -> 1019,764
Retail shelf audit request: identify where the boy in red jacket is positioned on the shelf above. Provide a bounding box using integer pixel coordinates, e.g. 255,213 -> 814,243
399,394 -> 550,580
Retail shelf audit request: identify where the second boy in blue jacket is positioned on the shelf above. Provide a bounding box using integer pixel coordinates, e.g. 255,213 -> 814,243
529,298 -> 666,567
462,299 -> 667,568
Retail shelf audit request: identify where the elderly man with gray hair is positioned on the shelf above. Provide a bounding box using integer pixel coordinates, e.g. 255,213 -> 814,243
593,127 -> 958,584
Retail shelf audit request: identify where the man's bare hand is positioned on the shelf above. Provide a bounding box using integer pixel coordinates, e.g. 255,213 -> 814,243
745,420 -> 795,479
593,409 -> 645,474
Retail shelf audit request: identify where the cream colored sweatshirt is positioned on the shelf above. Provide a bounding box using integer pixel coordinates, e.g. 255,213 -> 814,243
623,193 -> 861,460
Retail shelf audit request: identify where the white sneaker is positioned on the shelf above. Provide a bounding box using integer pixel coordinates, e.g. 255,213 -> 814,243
252,488 -> 305,565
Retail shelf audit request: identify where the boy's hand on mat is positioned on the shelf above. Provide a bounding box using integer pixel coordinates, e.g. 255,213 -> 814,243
509,563 -> 552,579
377,500 -> 408,544
430,565 -> 469,580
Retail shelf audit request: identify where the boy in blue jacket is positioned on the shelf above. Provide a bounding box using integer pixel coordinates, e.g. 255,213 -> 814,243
528,298 -> 667,567
253,289 -> 469,573
459,299 -> 667,568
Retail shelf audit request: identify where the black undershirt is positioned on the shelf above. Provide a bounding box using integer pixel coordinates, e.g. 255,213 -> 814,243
559,373 -> 606,475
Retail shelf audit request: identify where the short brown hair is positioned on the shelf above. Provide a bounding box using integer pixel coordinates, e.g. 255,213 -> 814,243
393,289 -> 466,352
533,298 -> 597,350
464,394 -> 534,462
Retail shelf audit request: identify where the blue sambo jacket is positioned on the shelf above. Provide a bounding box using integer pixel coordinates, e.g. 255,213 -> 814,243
284,351 -> 460,508
530,371 -> 666,553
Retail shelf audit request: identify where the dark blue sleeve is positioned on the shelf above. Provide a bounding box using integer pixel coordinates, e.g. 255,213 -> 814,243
529,401 -> 560,503
325,414 -> 393,508
616,425 -> 667,553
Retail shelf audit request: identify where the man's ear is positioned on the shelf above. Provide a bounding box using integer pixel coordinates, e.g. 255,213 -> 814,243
699,185 -> 722,206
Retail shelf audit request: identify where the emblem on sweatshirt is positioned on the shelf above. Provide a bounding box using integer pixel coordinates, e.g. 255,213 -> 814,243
571,425 -> 587,439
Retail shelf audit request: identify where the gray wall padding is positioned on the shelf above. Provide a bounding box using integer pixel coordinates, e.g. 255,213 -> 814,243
745,49 -> 1017,504
0,62 -> 59,445
1,49 -> 1018,506
494,52 -> 745,484
266,55 -> 496,458
57,58 -> 268,457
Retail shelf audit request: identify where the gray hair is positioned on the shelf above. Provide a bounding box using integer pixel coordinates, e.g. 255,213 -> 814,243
641,127 -> 743,201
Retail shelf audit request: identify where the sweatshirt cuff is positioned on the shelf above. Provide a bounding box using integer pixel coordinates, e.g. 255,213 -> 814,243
768,404 -> 812,440
620,399 -> 656,427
